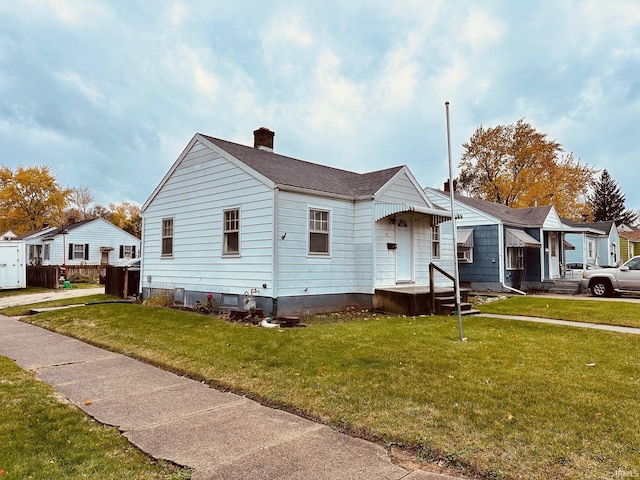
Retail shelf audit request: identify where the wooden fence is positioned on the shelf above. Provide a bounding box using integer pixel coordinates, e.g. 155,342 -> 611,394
26,266 -> 61,289
104,266 -> 140,299
64,265 -> 105,283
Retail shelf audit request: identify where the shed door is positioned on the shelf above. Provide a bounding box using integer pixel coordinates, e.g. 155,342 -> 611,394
396,218 -> 412,282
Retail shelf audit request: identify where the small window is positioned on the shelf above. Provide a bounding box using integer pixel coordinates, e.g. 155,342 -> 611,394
457,248 -> 473,263
432,223 -> 441,259
223,209 -> 240,255
120,245 -> 136,259
162,218 -> 173,257
507,247 -> 525,270
309,209 -> 329,255
44,243 -> 50,261
73,244 -> 85,260
68,243 -> 89,260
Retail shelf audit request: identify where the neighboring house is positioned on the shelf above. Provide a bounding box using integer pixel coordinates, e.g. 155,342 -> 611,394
617,225 -> 640,263
425,186 -> 575,293
18,218 -> 140,268
562,220 -> 620,267
0,229 -> 18,241
140,128 -> 454,316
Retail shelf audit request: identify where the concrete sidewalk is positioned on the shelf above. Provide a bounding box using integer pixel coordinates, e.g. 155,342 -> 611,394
479,313 -> 640,335
0,315 -> 460,480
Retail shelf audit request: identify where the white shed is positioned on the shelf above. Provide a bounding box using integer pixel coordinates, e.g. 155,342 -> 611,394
0,241 -> 26,290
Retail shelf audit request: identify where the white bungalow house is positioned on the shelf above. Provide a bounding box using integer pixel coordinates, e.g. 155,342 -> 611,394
20,218 -> 140,269
140,128 -> 454,316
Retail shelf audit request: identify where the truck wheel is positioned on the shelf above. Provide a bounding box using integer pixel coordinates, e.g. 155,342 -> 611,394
590,280 -> 612,297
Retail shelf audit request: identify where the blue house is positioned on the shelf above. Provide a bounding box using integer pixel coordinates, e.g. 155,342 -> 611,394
562,220 -> 620,268
425,187 -> 575,293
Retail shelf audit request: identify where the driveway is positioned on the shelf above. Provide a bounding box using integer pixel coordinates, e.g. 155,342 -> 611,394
0,287 -> 105,309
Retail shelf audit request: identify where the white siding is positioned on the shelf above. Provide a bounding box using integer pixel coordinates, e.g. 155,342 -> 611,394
542,207 -> 565,230
425,188 -> 498,227
275,190 -> 357,296
353,201 -> 375,292
142,141 -> 275,294
378,171 -> 430,206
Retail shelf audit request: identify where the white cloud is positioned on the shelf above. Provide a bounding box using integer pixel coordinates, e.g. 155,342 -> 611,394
462,8 -> 505,50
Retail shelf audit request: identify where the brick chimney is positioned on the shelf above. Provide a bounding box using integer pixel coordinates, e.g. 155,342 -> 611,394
443,179 -> 457,193
253,127 -> 274,152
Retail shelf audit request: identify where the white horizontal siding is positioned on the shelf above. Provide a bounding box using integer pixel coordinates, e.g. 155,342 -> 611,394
425,189 -> 498,227
142,143 -> 275,294
377,171 -> 429,206
275,191 -> 357,297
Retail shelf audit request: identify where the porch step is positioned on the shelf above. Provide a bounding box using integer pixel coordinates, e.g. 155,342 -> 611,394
544,280 -> 581,295
439,301 -> 479,316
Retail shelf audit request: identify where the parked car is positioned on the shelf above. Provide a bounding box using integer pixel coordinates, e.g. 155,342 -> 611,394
581,256 -> 640,297
566,263 -> 599,271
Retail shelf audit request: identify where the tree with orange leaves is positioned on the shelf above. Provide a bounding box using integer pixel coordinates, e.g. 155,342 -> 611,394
457,119 -> 596,220
0,165 -> 71,234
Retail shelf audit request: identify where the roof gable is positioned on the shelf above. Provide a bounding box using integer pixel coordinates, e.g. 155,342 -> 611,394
144,132 -> 408,211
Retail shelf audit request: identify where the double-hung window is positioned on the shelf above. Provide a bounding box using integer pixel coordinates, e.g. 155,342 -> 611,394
432,223 -> 441,259
68,243 -> 89,261
507,247 -> 525,270
309,209 -> 329,255
223,209 -> 240,255
161,218 -> 173,257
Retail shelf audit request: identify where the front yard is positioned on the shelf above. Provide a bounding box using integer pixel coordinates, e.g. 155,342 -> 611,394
11,299 -> 640,480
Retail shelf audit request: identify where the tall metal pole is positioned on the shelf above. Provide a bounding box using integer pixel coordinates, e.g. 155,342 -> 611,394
445,101 -> 465,341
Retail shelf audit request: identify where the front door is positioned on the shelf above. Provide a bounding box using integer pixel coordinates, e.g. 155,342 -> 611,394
396,218 -> 412,282
549,232 -> 560,278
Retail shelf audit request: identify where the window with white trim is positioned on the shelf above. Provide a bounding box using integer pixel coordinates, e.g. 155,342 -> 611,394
431,223 -> 440,259
457,248 -> 473,263
68,243 -> 89,260
507,247 -> 525,270
44,243 -> 50,261
309,209 -> 329,255
223,209 -> 240,255
161,218 -> 173,257
120,245 -> 136,259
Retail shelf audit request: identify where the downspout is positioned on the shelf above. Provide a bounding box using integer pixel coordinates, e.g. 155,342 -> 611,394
541,227 -> 546,282
271,187 -> 279,316
499,224 -> 526,295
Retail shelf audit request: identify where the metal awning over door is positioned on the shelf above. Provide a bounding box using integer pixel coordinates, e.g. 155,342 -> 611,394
374,202 -> 455,224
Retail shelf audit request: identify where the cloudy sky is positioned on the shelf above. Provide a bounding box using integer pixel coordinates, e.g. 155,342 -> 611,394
1,0 -> 639,211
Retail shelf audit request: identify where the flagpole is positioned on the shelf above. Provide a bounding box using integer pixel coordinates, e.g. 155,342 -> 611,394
445,101 -> 465,341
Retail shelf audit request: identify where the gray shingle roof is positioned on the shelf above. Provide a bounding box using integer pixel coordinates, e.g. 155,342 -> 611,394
453,194 -> 553,227
562,219 -> 614,234
201,135 -> 404,197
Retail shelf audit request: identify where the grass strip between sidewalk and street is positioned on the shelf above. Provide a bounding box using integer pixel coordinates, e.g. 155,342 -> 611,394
16,302 -> 640,480
0,355 -> 192,480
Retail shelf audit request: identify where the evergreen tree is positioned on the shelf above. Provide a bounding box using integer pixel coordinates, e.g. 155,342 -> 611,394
587,170 -> 638,225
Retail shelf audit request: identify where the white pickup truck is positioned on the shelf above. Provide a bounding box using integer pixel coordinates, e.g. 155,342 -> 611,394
581,256 -> 640,297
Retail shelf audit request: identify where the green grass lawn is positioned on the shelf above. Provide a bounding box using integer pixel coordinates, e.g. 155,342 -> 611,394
19,303 -> 640,480
477,295 -> 640,328
0,355 -> 191,479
